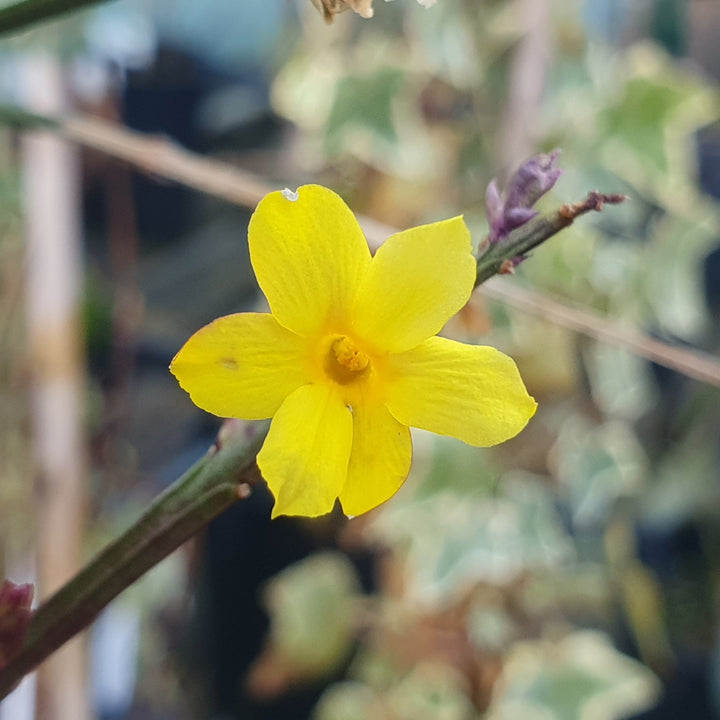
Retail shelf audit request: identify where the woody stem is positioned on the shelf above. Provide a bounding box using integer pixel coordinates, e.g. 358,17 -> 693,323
475,191 -> 627,287
0,420 -> 268,699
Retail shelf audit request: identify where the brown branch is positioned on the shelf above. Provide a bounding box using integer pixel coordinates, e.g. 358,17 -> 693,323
480,279 -> 720,388
559,191 -> 629,218
3,107 -> 718,388
62,116 -> 276,209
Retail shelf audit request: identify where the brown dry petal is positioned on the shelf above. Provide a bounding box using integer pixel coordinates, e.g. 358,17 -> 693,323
310,0 -> 374,22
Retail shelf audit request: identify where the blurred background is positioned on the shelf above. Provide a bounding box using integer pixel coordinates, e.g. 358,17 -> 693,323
1,0 -> 719,718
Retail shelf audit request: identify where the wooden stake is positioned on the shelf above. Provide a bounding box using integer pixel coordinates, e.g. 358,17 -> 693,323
21,53 -> 89,720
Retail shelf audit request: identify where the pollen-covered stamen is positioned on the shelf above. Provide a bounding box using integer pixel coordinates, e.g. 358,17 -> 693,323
332,336 -> 369,371
326,335 -> 370,384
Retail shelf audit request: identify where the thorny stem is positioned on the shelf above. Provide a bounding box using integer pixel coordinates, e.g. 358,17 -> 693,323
0,0 -> 109,36
0,420 -> 268,699
475,191 -> 628,287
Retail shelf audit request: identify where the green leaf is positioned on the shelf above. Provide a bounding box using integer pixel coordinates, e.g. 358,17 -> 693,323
313,681 -> 379,720
369,470 -> 572,606
325,67 -> 404,153
553,415 -> 648,528
386,663 -> 476,720
486,631 -> 660,720
263,551 -> 360,677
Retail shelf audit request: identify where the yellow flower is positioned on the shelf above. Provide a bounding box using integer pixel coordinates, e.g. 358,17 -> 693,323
171,185 -> 536,518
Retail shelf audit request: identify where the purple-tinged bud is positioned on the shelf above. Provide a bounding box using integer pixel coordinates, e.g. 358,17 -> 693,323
504,206 -> 539,231
486,149 -> 562,244
485,179 -> 504,244
0,580 -> 34,670
505,149 -> 562,212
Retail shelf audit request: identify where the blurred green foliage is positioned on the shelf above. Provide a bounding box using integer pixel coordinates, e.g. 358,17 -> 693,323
262,2 -> 720,718
262,552 -> 360,680
1,0 -> 718,718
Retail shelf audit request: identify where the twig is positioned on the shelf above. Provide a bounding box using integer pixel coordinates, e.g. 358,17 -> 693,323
479,279 -> 720,388
0,0 -> 108,36
475,191 -> 628,286
62,115 -> 276,209
0,420 -> 268,699
2,107 -> 718,389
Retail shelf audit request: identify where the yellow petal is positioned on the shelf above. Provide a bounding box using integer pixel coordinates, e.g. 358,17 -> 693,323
258,383 -> 353,517
351,216 -> 476,353
170,313 -> 309,420
386,336 -> 537,446
339,403 -> 412,516
248,185 -> 372,336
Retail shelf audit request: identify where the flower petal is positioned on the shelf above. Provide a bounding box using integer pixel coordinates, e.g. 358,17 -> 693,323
351,216 -> 476,353
170,313 -> 309,420
248,185 -> 372,336
386,336 -> 537,446
339,403 -> 412,517
258,383 -> 353,517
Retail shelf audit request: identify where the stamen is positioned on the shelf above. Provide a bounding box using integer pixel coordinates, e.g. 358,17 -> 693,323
325,335 -> 371,385
331,336 -> 369,372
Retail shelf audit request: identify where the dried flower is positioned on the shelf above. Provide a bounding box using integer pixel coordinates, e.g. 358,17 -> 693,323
310,0 -> 374,22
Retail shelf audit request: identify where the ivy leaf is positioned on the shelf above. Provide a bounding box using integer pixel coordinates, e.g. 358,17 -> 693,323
325,68 -> 405,154
486,631 -> 660,720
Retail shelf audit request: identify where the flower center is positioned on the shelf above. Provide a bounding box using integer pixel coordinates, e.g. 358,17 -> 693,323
326,335 -> 370,384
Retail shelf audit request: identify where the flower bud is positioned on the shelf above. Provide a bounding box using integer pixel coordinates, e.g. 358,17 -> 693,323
0,580 -> 34,670
487,150 -> 562,245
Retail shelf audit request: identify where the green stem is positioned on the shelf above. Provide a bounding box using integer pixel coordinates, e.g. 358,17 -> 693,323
0,419 -> 268,699
0,0 -> 108,36
475,191 -> 627,287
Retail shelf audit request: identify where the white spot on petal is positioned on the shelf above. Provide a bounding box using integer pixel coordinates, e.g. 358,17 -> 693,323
282,187 -> 299,202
